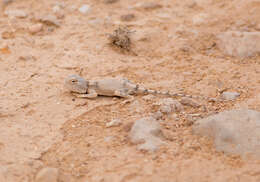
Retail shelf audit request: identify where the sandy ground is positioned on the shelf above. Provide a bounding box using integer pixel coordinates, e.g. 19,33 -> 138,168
0,0 -> 260,181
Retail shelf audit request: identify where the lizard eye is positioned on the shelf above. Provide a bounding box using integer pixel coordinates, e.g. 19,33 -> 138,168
71,79 -> 77,83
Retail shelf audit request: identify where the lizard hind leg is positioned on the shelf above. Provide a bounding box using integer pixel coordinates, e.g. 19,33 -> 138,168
114,89 -> 134,104
114,89 -> 131,98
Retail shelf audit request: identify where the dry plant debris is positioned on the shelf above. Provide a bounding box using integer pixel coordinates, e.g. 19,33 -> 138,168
107,26 -> 134,52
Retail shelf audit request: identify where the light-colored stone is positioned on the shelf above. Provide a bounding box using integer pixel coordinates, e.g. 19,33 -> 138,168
36,15 -> 61,27
217,31 -> 260,58
156,13 -> 171,19
129,117 -> 164,152
152,111 -> 163,120
4,9 -> 27,18
2,31 -> 15,39
35,167 -> 59,182
52,5 -> 64,19
180,97 -> 200,108
106,119 -> 121,127
193,109 -> 260,158
160,104 -> 172,114
142,94 -> 156,101
221,92 -> 240,101
79,4 -> 91,14
155,98 -> 183,114
28,23 -> 43,34
52,5 -> 61,14
192,13 -> 208,25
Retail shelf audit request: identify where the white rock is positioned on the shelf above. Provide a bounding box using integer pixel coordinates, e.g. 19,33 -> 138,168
36,15 -> 61,27
142,94 -> 156,101
193,109 -> 260,158
79,4 -> 91,14
160,105 -> 172,114
155,98 -> 183,114
52,5 -> 64,19
28,23 -> 43,34
221,92 -> 240,101
5,9 -> 27,18
104,136 -> 114,142
88,18 -> 103,26
192,13 -> 208,25
157,13 -> 171,19
129,117 -> 164,152
35,167 -> 58,182
152,111 -> 163,120
217,31 -> 260,58
52,5 -> 61,13
106,119 -> 121,127
180,97 -> 200,108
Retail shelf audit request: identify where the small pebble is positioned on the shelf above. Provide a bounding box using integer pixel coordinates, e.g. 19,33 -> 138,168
52,5 -> 64,19
79,4 -> 91,14
156,13 -> 170,19
155,98 -> 183,114
152,111 -> 163,120
52,5 -> 61,13
36,15 -> 61,27
104,0 -> 118,4
4,9 -> 27,18
160,105 -> 172,114
28,23 -> 43,34
2,31 -> 15,39
192,13 -> 208,25
142,94 -> 155,101
55,11 -> 65,19
123,122 -> 134,132
120,14 -> 135,21
88,18 -> 103,26
180,97 -> 201,108
140,2 -> 162,10
106,119 -> 121,127
221,92 -> 240,101
104,136 -> 114,142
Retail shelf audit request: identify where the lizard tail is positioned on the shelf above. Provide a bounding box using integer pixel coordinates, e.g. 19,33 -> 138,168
136,86 -> 216,101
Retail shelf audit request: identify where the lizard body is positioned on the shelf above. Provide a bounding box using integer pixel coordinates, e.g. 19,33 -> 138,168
65,74 -> 216,101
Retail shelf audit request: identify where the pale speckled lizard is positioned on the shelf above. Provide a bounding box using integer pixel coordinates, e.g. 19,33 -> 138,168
64,74 -> 217,102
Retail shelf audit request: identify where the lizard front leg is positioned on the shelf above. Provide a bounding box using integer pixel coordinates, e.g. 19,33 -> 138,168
72,89 -> 98,99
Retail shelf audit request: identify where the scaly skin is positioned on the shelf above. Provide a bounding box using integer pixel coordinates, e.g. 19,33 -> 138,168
64,74 -> 217,101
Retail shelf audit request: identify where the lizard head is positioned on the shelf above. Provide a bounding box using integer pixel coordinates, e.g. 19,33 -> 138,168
65,74 -> 88,94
